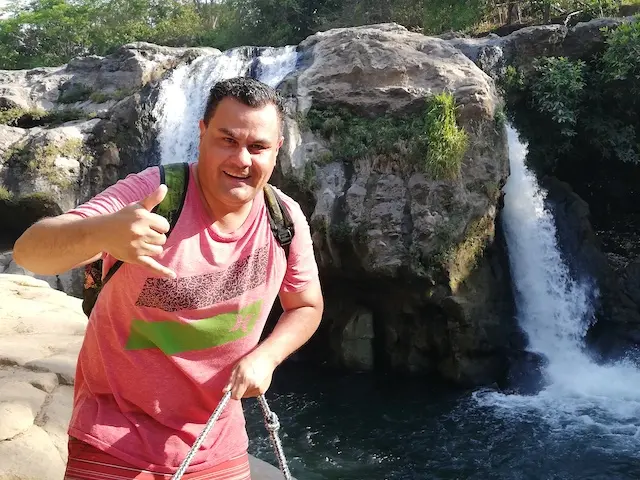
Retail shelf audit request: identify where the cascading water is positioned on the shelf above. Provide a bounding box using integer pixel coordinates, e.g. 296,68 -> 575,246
152,45 -> 297,166
475,124 -> 640,446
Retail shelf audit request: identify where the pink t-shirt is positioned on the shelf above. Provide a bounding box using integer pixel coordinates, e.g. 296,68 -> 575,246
66,163 -> 318,474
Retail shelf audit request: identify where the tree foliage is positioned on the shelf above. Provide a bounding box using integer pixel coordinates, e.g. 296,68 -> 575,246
502,16 -> 640,173
1,0 -> 632,70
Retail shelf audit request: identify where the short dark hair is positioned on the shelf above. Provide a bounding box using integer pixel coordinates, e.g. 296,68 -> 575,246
202,77 -> 285,128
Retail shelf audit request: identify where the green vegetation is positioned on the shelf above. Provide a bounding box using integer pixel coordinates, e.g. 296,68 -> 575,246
423,93 -> 469,179
88,89 -> 133,104
305,92 -> 468,180
1,0 -> 634,70
0,186 -> 12,201
0,107 -> 86,127
58,84 -> 93,104
502,15 -> 640,172
4,138 -> 84,189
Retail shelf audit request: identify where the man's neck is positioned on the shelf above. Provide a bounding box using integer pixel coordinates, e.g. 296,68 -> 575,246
193,164 -> 254,234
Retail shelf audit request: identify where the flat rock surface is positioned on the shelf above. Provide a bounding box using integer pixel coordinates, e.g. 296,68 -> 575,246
0,273 -> 292,479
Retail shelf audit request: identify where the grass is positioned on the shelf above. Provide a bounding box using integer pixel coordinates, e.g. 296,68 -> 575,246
304,92 -> 468,180
0,107 -> 86,127
422,93 -> 469,179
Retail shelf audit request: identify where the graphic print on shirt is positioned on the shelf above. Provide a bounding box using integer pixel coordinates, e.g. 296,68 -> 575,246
125,300 -> 263,354
135,245 -> 269,312
124,245 -> 269,354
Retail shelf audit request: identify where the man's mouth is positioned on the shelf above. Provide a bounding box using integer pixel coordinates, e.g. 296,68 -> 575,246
224,171 -> 250,180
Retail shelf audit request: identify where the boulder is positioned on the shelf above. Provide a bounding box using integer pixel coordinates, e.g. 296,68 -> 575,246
274,23 -> 517,384
2,24 -> 520,385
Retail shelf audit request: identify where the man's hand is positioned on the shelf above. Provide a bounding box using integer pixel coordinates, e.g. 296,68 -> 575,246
102,184 -> 176,278
223,350 -> 277,400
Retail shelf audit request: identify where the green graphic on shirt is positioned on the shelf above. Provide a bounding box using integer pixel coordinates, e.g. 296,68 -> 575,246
125,300 -> 262,354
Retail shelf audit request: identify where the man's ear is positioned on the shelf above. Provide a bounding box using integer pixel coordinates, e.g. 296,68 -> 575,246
199,119 -> 207,139
277,135 -> 284,149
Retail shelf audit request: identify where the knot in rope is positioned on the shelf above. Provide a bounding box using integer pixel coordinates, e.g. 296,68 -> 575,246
171,392 -> 292,480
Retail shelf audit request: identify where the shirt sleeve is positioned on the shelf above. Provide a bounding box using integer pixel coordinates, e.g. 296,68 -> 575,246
66,166 -> 161,218
279,197 -> 320,294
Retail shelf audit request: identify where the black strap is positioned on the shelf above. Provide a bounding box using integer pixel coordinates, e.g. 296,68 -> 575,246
264,184 -> 295,259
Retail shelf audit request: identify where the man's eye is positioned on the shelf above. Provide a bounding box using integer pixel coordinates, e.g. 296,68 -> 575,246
250,144 -> 266,151
223,137 -> 235,144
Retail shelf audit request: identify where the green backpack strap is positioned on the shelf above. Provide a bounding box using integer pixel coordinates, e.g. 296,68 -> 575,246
264,183 -> 295,259
81,162 -> 189,316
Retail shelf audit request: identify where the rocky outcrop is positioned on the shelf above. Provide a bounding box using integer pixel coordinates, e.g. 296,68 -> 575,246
0,250 -> 84,297
273,23 -> 517,384
0,274 -> 292,480
0,43 -> 220,245
447,16 -> 634,79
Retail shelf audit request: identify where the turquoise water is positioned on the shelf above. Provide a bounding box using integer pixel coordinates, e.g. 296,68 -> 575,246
245,363 -> 640,480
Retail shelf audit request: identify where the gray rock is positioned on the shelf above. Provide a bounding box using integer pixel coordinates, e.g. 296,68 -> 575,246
0,381 -> 48,441
0,425 -> 67,479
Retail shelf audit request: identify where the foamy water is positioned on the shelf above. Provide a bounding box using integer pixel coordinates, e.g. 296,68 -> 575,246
475,125 -> 640,443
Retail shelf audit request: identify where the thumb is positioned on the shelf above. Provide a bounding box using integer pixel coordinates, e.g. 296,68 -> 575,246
139,184 -> 168,211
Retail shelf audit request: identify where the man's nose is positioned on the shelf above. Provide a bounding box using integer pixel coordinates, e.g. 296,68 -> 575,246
232,146 -> 252,168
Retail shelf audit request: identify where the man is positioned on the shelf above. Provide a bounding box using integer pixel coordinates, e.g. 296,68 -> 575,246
13,77 -> 323,479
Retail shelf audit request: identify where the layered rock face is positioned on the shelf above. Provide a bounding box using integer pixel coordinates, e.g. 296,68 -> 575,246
448,16 -> 640,362
274,24 -> 516,384
1,24 -> 517,385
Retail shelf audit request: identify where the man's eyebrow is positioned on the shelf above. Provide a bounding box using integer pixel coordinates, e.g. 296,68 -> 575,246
216,128 -> 271,145
217,127 -> 236,138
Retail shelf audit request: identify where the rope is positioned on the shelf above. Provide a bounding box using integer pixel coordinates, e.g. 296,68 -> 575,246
257,395 -> 292,480
171,392 -> 291,480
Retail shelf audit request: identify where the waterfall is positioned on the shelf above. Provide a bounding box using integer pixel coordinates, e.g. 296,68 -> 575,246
475,124 -> 640,441
152,45 -> 298,166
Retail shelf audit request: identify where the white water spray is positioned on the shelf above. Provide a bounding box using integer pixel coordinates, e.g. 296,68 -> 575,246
153,46 -> 297,166
475,124 -> 640,441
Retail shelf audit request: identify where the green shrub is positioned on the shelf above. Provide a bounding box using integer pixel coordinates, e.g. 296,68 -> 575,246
529,57 -> 586,137
0,186 -> 12,201
305,92 -> 468,180
0,107 -> 85,127
503,16 -> 640,173
600,18 -> 640,95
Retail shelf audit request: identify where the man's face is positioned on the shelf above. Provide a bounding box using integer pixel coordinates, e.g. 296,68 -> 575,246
197,97 -> 283,210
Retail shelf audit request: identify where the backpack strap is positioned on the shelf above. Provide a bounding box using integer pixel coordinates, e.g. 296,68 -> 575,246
264,184 -> 295,259
101,162 -> 190,287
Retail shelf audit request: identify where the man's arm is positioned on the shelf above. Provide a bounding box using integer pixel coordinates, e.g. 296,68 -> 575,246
13,185 -> 176,278
224,278 -> 324,399
257,278 -> 324,366
13,213 -> 110,275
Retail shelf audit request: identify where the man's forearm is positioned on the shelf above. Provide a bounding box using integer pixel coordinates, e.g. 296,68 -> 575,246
256,305 -> 322,367
13,214 -> 109,275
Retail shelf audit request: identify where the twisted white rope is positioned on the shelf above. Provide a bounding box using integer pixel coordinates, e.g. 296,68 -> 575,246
171,392 -> 291,480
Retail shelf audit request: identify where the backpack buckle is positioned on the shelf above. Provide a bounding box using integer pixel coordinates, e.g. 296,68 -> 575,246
277,228 -> 293,246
